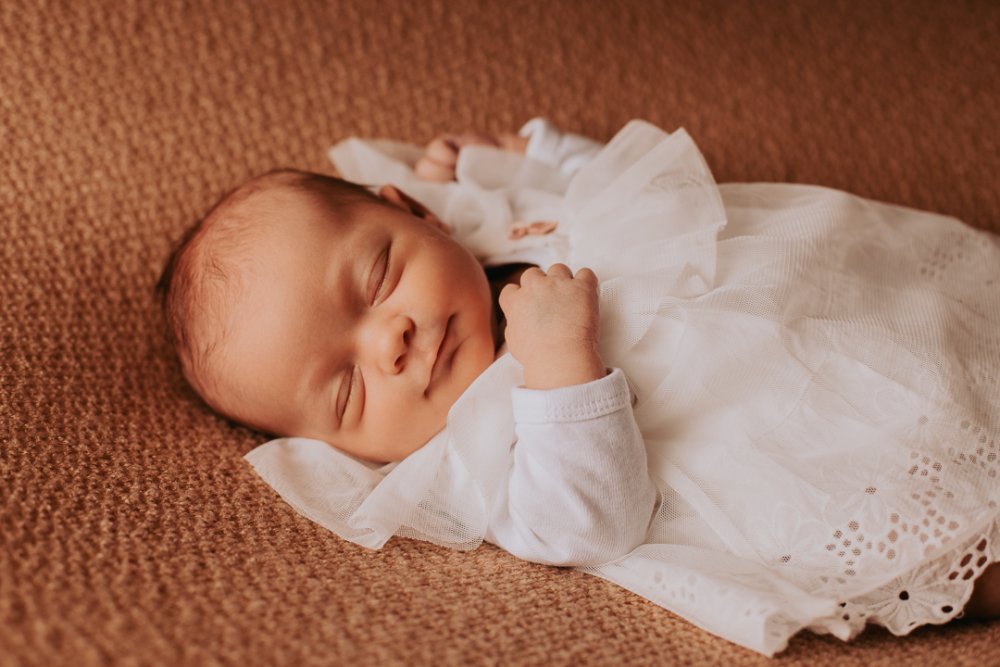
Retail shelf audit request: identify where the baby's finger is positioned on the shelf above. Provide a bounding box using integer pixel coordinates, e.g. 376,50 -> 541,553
498,282 -> 519,313
546,263 -> 573,278
518,266 -> 545,287
574,267 -> 598,284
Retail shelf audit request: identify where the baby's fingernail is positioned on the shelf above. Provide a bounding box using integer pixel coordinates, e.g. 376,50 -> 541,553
509,222 -> 528,240
527,221 -> 558,235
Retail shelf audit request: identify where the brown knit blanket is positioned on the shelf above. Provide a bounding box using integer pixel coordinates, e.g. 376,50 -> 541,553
2,1 -> 998,664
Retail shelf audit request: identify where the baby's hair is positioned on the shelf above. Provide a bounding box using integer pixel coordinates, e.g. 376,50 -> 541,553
156,168 -> 381,411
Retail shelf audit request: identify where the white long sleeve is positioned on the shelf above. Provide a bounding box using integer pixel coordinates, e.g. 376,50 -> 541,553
484,368 -> 659,567
519,117 -> 604,176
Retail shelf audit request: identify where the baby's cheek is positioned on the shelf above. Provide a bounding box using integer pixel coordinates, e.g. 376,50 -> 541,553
392,403 -> 449,458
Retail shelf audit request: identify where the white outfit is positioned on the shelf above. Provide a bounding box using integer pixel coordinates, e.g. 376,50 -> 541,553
245,119 -> 1000,657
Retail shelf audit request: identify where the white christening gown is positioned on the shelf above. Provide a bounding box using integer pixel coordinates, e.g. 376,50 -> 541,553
246,120 -> 1000,656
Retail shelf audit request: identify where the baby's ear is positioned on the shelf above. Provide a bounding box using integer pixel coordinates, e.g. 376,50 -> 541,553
378,185 -> 452,234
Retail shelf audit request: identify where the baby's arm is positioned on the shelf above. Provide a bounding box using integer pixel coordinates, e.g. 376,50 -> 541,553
487,264 -> 658,567
486,367 -> 658,567
415,131 -> 528,182
415,118 -> 603,182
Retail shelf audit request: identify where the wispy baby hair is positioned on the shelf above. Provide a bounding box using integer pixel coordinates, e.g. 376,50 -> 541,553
155,168 -> 380,408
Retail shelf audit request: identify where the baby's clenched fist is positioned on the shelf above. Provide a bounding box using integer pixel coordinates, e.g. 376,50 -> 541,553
498,263 -> 606,390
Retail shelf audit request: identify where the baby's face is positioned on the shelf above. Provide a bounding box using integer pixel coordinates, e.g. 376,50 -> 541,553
212,187 -> 496,463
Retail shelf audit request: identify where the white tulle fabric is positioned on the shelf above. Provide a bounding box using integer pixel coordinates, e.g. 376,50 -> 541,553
245,120 -> 1000,656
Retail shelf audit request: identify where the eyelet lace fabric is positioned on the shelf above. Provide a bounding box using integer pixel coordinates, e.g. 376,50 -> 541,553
835,517 -> 1000,636
248,120 -> 1000,657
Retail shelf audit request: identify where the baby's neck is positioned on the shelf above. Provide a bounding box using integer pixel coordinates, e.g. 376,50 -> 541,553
485,263 -> 535,353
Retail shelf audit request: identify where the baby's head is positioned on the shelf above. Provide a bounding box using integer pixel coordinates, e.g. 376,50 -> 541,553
158,169 -> 497,463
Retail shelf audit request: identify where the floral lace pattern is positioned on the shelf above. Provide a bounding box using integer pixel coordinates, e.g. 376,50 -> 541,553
771,404 -> 1000,640
832,516 -> 999,636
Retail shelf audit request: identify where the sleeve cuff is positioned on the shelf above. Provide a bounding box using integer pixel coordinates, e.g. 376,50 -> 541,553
511,368 -> 633,424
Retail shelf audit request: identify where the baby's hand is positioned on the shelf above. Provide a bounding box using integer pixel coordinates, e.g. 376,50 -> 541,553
499,264 -> 606,390
415,131 -> 529,182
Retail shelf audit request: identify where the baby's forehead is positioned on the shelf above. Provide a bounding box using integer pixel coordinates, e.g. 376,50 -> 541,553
207,187 -> 326,259
191,186 -> 315,316
233,181 -> 366,236
224,188 -> 368,275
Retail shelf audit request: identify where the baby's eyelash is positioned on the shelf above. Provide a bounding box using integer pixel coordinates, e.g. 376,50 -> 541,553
336,367 -> 354,423
337,364 -> 365,426
371,245 -> 391,304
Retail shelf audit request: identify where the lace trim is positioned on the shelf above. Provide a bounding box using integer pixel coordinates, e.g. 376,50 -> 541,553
820,515 -> 1000,637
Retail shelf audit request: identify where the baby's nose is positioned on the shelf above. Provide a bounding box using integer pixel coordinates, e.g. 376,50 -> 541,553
367,313 -> 413,375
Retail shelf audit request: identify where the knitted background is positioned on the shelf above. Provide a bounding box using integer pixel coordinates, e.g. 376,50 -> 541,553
2,0 -> 998,664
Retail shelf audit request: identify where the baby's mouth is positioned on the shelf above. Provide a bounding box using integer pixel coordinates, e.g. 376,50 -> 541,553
425,315 -> 454,393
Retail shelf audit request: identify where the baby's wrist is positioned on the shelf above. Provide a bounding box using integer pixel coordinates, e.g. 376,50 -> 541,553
522,346 -> 606,390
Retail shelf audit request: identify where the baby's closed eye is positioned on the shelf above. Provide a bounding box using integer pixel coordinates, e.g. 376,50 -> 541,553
335,366 -> 355,423
333,364 -> 366,429
369,244 -> 391,304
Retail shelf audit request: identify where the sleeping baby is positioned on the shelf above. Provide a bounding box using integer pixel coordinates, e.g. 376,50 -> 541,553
158,118 -> 1000,656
